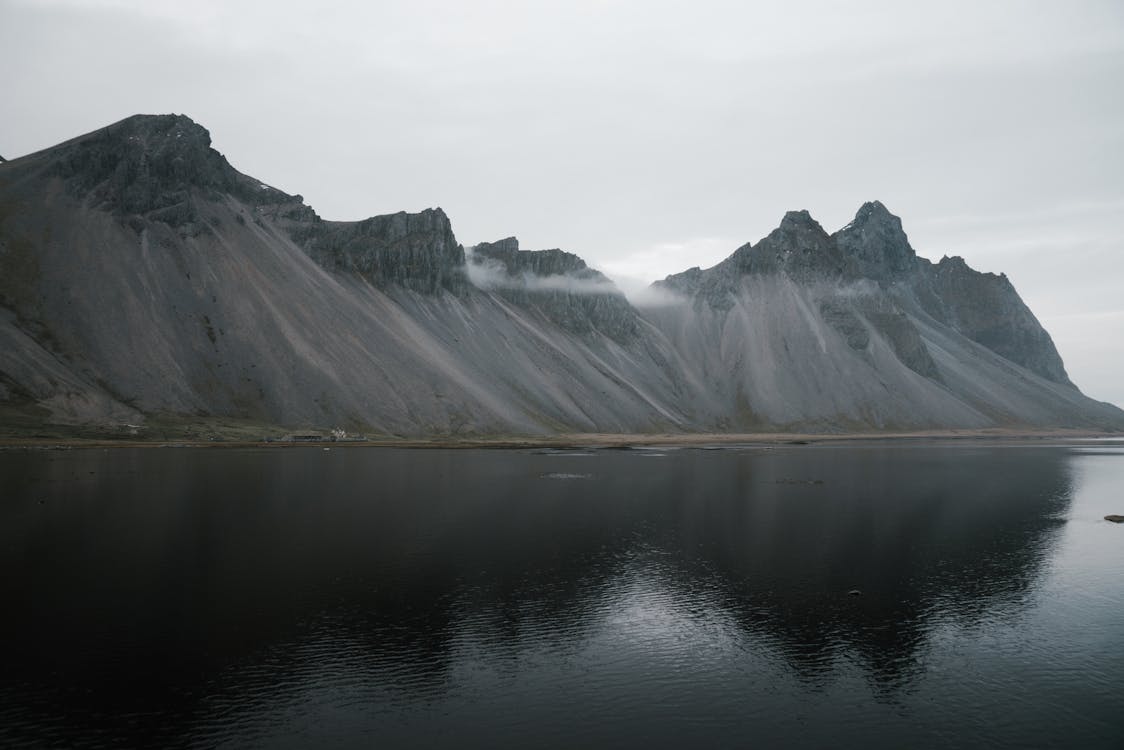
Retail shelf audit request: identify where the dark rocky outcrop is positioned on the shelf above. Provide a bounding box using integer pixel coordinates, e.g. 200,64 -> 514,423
837,202 -> 1070,385
744,209 -> 846,282
4,113 -> 461,296
291,209 -> 468,295
834,200 -> 917,280
474,237 -> 589,277
914,255 -> 1070,385
35,114 -> 300,230
659,211 -> 845,310
469,237 -> 640,341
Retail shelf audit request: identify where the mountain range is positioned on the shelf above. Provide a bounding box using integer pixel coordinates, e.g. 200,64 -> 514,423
1,114 -> 1120,438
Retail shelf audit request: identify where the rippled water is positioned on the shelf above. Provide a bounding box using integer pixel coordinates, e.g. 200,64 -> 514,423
1,441 -> 1122,748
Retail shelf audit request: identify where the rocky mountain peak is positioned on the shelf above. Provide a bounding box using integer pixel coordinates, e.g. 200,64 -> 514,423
38,113 -> 297,226
770,210 -> 832,250
649,201 -> 1077,393
727,208 -> 840,282
853,199 -> 893,222
769,209 -> 831,247
834,200 -> 916,278
779,209 -> 821,231
119,112 -> 212,145
55,114 -> 221,188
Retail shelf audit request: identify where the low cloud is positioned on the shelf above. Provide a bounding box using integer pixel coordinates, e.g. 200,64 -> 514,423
608,274 -> 690,308
465,246 -> 623,296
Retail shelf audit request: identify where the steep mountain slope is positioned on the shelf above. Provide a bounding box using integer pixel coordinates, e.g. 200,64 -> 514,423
649,203 -> 1120,430
0,114 -> 1120,437
0,114 -> 687,436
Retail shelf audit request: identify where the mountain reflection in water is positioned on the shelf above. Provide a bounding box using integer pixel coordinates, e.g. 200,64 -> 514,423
2,443 -> 1119,749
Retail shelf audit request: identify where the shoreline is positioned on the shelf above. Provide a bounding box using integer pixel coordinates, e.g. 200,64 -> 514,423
1,428 -> 1121,450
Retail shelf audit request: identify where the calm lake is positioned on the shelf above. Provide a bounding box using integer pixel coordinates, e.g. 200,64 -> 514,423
1,441 -> 1122,748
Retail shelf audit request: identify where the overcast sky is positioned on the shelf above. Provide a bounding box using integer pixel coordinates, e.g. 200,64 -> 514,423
3,0 -> 1122,406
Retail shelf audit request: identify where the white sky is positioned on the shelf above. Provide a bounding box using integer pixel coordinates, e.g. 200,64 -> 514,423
2,0 -> 1122,406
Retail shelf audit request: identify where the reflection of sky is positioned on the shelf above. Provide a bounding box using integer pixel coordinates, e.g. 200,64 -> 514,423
193,446 -> 1110,747
2,445 -> 1123,748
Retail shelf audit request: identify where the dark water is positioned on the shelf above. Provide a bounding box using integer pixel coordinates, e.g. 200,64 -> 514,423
1,441 -> 1122,748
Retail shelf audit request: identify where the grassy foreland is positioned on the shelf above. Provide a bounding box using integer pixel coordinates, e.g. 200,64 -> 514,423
0,412 -> 1118,450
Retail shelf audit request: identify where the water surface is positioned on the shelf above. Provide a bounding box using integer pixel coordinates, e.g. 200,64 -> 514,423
1,441 -> 1122,748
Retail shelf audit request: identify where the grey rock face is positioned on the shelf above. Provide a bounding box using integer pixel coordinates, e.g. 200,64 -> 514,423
658,265 -> 705,296
815,296 -> 939,379
749,210 -> 845,282
834,200 -> 916,280
291,209 -> 468,295
469,238 -> 640,342
819,300 -> 869,350
42,114 -> 292,227
861,301 -> 941,381
658,210 -> 846,310
474,238 -> 588,276
913,255 -> 1071,385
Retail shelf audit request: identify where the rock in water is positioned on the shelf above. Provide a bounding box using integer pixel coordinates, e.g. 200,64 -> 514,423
1105,515 -> 1124,523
